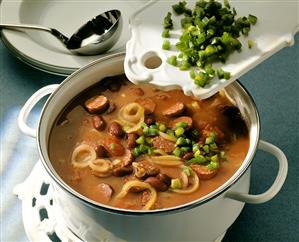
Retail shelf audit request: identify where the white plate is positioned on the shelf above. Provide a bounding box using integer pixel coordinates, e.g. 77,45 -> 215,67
0,0 -> 148,76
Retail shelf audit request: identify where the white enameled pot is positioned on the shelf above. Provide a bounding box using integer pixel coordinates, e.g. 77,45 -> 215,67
18,53 -> 288,242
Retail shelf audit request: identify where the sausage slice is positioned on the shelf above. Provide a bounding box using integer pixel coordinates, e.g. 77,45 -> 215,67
170,116 -> 193,130
190,164 -> 218,180
152,136 -> 175,153
136,98 -> 156,114
85,95 -> 109,114
102,136 -> 125,157
162,102 -> 185,117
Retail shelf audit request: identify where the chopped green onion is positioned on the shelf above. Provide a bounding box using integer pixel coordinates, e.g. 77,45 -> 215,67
162,29 -> 170,38
181,146 -> 191,152
172,1 -> 188,15
167,55 -> 177,66
171,178 -> 182,189
194,150 -> 201,157
187,155 -> 207,165
136,136 -> 145,145
158,123 -> 167,132
207,160 -> 219,170
192,143 -> 200,152
248,14 -> 258,25
162,40 -> 171,50
203,145 -> 210,153
210,154 -> 219,163
162,0 -> 258,88
183,166 -> 192,176
217,68 -> 231,80
132,147 -> 140,157
176,137 -> 187,146
175,122 -> 188,129
175,127 -> 185,137
163,12 -> 173,29
209,142 -> 218,151
173,147 -> 182,157
205,132 -> 216,144
145,137 -> 153,144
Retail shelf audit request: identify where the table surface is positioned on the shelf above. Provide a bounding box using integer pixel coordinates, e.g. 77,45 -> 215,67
1,32 -> 298,241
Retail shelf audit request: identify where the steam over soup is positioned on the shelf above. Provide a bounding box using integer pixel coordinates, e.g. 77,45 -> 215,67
49,75 -> 249,210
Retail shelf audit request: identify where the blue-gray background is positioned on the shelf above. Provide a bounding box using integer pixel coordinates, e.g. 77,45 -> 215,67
0,34 -> 298,241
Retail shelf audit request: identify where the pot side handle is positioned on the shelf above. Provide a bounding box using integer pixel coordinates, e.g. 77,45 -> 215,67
18,84 -> 59,138
226,140 -> 288,204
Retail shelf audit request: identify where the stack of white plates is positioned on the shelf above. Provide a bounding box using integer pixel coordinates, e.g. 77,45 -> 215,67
0,0 -> 147,76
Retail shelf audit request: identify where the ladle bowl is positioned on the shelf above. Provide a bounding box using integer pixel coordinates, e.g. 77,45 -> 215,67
0,9 -> 122,55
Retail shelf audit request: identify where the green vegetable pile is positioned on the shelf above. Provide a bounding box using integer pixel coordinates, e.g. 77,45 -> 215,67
162,0 -> 258,87
131,120 -> 226,171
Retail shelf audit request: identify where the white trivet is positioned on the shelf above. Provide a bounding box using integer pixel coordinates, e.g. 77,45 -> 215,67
13,161 -> 83,242
14,161 -> 226,242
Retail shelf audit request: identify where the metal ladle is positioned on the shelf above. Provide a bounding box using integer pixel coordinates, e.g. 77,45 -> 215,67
0,9 -> 122,55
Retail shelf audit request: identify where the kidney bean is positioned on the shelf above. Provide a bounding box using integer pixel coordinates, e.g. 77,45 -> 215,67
122,149 -> 134,166
84,95 -> 109,114
170,116 -> 193,130
94,145 -> 108,158
127,133 -> 138,149
156,173 -> 171,187
102,136 -> 125,157
113,165 -> 133,177
108,122 -> 123,137
136,97 -> 156,114
96,183 -> 114,203
182,152 -> 194,160
144,114 -> 155,125
191,164 -> 218,180
152,136 -> 175,153
144,177 -> 168,191
162,102 -> 185,117
92,115 -> 106,131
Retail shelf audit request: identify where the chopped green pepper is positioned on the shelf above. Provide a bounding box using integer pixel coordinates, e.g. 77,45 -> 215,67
162,40 -> 171,50
171,178 -> 182,189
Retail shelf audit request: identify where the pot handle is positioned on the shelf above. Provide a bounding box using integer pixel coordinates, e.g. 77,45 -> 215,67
226,140 -> 288,204
18,84 -> 59,138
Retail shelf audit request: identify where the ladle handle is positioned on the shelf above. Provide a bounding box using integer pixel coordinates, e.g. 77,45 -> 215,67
0,24 -> 68,45
18,84 -> 59,138
226,140 -> 288,204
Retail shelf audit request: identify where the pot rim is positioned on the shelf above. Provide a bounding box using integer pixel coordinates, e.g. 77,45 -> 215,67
37,52 -> 260,216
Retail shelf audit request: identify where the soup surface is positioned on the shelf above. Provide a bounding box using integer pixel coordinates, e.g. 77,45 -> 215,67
49,75 -> 249,210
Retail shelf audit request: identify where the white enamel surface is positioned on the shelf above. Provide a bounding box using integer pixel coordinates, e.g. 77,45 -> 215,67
18,84 -> 59,138
53,170 -> 249,241
0,0 -> 148,75
125,0 -> 299,99
226,140 -> 288,204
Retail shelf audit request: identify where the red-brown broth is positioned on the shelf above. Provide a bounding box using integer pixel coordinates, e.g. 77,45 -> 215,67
49,76 -> 249,210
